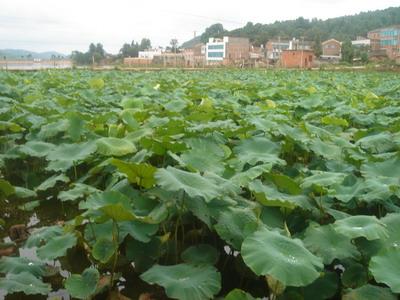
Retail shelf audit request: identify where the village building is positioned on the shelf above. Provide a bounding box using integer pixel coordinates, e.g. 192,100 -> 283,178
368,25 -> 400,59
321,39 -> 342,59
281,49 -> 315,68
205,37 -> 250,65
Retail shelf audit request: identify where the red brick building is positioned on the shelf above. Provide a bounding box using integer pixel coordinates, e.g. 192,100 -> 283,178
281,50 -> 315,68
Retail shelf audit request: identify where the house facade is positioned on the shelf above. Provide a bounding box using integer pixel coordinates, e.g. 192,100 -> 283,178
321,39 -> 341,59
281,50 -> 315,68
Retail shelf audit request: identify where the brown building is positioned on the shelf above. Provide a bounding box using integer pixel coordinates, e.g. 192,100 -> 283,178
321,39 -> 342,58
206,37 -> 250,65
281,50 -> 315,68
123,57 -> 152,66
225,37 -> 250,61
368,26 -> 400,59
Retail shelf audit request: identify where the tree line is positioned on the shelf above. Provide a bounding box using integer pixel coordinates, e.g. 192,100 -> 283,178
71,38 -> 181,65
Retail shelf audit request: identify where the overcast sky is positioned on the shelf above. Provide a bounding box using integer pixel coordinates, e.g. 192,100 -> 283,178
0,0 -> 398,54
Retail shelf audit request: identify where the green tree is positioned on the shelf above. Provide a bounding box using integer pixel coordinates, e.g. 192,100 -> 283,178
71,42 -> 106,65
341,39 -> 354,63
200,23 -> 227,43
140,38 -> 151,50
170,39 -> 179,53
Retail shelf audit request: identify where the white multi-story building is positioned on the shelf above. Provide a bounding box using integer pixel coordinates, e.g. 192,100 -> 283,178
351,38 -> 371,47
206,37 -> 228,62
138,48 -> 163,59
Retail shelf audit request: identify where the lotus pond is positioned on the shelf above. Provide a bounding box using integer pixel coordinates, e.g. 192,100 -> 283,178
1,70 -> 400,300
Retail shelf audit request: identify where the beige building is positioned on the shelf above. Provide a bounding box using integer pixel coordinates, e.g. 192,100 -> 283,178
321,39 -> 342,59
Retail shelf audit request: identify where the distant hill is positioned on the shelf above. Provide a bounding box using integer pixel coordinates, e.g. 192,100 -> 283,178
182,6 -> 400,46
181,36 -> 202,49
0,49 -> 67,59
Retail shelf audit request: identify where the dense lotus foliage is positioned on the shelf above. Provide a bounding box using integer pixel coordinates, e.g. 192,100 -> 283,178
0,70 -> 400,299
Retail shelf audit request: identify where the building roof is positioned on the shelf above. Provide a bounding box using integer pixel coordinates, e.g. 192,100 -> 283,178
282,49 -> 314,52
322,39 -> 341,45
368,24 -> 400,33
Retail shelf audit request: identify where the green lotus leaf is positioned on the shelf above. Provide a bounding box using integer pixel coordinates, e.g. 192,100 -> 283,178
79,190 -> 132,211
18,200 -> 41,211
224,289 -> 259,300
301,171 -> 347,190
35,173 -> 69,192
110,158 -> 157,188
230,164 -> 271,187
80,189 -> 140,223
342,284 -> 396,300
241,227 -> 323,287
67,112 -> 86,141
342,261 -> 368,288
180,149 -> 225,174
180,138 -> 226,174
181,244 -> 219,265
119,221 -> 159,243
100,203 -> 138,221
120,97 -> 144,109
37,119 -> 68,140
19,141 -> 55,157
268,173 -> 302,195
329,175 -> 366,203
0,272 -> 51,295
249,180 -> 310,210
381,213 -> 400,248
88,77 -> 105,89
302,271 -> 338,300
96,137 -> 136,157
303,223 -> 359,264
47,141 -> 96,163
214,207 -> 258,250
37,233 -> 77,260
370,248 -> 400,293
0,120 -> 24,132
334,215 -> 389,240
356,132 -> 397,154
309,139 -> 342,160
233,136 -> 285,167
14,186 -> 37,198
25,225 -> 64,248
321,115 -> 348,127
140,263 -> 221,300
92,238 -> 117,263
155,166 -> 222,202
0,257 -> 47,277
58,183 -> 100,202
0,179 -> 15,197
120,109 -> 140,130
163,99 -> 187,112
65,268 -> 100,299
361,156 -> 400,184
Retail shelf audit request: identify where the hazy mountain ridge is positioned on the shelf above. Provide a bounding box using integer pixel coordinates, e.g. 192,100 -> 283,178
0,49 -> 67,59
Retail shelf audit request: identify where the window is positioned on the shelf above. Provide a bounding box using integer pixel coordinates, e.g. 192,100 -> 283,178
207,52 -> 224,58
208,44 -> 224,50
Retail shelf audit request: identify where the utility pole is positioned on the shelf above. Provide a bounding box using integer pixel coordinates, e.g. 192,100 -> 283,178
300,36 -> 305,69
